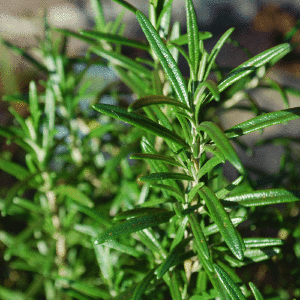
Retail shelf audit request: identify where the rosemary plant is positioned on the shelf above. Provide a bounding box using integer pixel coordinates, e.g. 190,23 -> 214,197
1,0 -> 300,299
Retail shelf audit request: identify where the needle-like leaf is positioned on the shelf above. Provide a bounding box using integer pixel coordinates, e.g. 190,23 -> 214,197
224,189 -> 300,206
186,0 -> 200,76
199,186 -> 245,260
214,264 -> 246,300
94,211 -> 174,244
93,104 -> 189,148
139,172 -> 193,182
197,121 -> 244,174
136,11 -> 190,107
218,43 -> 291,93
226,107 -> 300,139
128,95 -> 190,112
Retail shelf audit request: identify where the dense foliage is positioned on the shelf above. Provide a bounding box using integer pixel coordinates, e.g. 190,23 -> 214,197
1,0 -> 300,299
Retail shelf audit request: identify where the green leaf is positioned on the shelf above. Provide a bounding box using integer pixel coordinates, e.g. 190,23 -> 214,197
263,78 -> 289,108
188,182 -> 205,203
218,43 -> 291,93
28,81 -> 41,130
194,80 -> 220,104
94,210 -> 175,244
128,95 -> 190,112
63,279 -> 111,299
113,66 -> 151,97
55,185 -> 94,208
169,21 -> 181,62
244,238 -> 284,248
139,172 -> 193,182
244,247 -> 281,262
2,173 -> 38,216
186,0 -> 200,76
0,157 -> 30,181
105,240 -> 145,258
90,0 -> 106,30
71,203 -> 110,227
225,107 -> 300,139
130,153 -> 183,167
249,282 -> 264,300
213,264 -> 246,300
156,237 -> 192,279
171,215 -> 189,249
91,47 -> 152,78
197,155 -> 224,181
199,186 -> 245,260
224,189 -> 300,206
197,121 -> 244,174
203,217 -> 245,236
0,286 -> 27,300
93,104 -> 189,148
111,0 -> 138,14
1,39 -> 48,73
136,11 -> 189,107
215,176 -> 244,199
150,184 -> 184,200
132,269 -> 156,300
55,28 -> 98,45
203,28 -> 235,81
170,32 -> 212,45
114,207 -> 169,221
12,197 -> 42,214
62,290 -> 92,300
80,31 -> 150,51
188,213 -> 210,260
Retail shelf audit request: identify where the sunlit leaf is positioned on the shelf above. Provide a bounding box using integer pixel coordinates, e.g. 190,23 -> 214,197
186,0 -> 200,76
226,107 -> 300,139
136,11 -> 190,107
224,189 -> 300,206
244,247 -> 281,262
218,43 -> 291,93
244,238 -> 284,248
